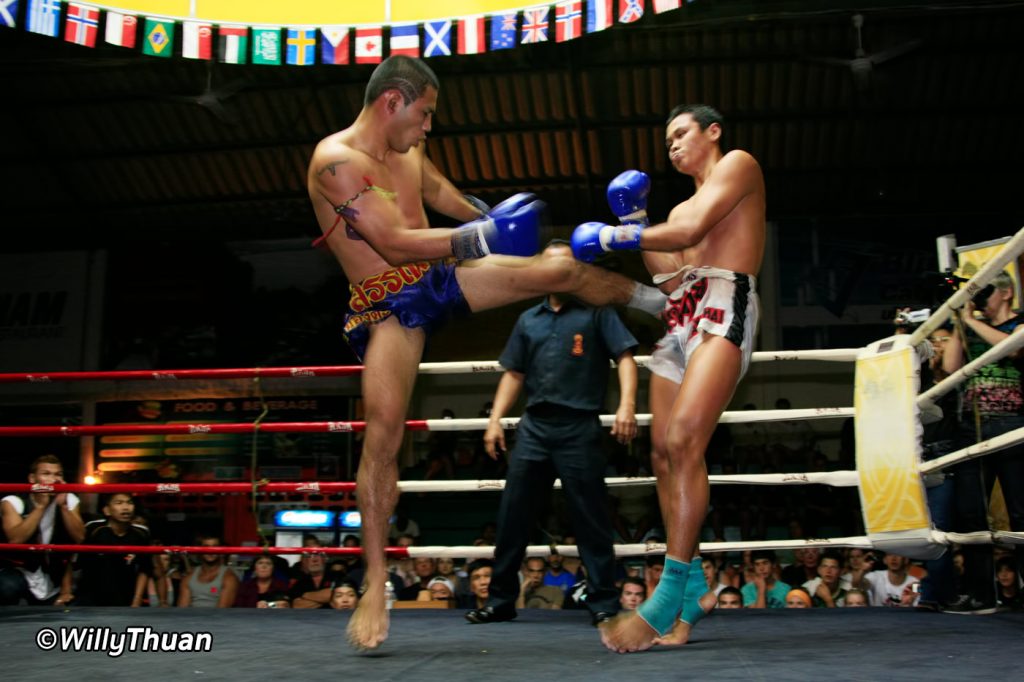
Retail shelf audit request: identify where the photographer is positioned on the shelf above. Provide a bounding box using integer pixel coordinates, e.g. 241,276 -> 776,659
917,323 -> 961,610
942,270 -> 1024,613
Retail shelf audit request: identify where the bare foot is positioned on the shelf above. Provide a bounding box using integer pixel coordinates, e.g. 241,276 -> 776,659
599,610 -> 659,653
346,587 -> 389,651
651,585 -> 716,647
653,590 -> 717,648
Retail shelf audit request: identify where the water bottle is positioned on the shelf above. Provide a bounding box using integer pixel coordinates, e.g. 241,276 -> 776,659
385,580 -> 395,610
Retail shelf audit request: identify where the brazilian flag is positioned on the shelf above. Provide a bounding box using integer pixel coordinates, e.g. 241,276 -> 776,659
143,17 -> 174,58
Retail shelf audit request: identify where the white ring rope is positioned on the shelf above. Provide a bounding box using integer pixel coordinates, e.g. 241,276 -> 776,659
935,530 -> 1024,547
405,536 -> 877,560
427,407 -> 852,432
417,349 -> 861,375
919,425 -> 1024,474
396,470 -> 860,494
908,224 -> 1024,348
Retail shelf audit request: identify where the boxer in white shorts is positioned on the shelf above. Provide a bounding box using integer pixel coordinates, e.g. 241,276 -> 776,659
648,265 -> 760,384
570,104 -> 766,652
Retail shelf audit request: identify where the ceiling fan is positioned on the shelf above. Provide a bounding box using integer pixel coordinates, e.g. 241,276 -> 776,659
806,14 -> 923,91
159,64 -> 248,125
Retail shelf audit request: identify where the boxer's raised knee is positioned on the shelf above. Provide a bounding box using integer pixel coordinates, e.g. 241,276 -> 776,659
536,248 -> 583,291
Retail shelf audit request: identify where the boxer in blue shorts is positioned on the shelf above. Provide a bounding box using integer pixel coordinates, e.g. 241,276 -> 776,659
342,260 -> 469,362
307,56 -> 667,651
572,104 -> 766,652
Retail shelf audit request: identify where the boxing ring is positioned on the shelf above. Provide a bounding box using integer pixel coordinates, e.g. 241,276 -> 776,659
3,232 -> 1024,677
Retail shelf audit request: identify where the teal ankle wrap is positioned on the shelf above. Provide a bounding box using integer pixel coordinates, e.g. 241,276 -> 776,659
684,557 -> 705,601
680,557 -> 708,626
636,557 -> 688,635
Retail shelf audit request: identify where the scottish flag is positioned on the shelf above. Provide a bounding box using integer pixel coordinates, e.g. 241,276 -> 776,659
424,20 -> 451,57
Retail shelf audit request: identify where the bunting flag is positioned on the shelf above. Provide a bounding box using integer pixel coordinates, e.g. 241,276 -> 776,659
286,27 -> 316,65
457,15 -> 484,55
27,0 -> 60,37
182,21 -> 213,60
1,0 -> 18,29
218,25 -> 248,64
320,25 -> 348,65
252,28 -> 281,65
3,1 -> 670,65
521,7 -> 548,44
490,13 -> 516,51
142,17 -> 174,58
64,3 -> 98,47
423,20 -> 451,57
587,0 -> 613,33
104,11 -> 137,48
619,0 -> 644,24
389,23 -> 419,57
555,1 -> 581,43
354,26 -> 382,64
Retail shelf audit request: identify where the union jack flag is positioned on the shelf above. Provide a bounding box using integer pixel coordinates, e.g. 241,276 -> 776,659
521,7 -> 549,44
555,1 -> 582,43
619,0 -> 645,24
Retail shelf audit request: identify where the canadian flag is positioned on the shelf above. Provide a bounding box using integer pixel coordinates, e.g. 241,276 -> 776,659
355,26 -> 382,64
104,11 -> 137,48
458,15 -> 485,55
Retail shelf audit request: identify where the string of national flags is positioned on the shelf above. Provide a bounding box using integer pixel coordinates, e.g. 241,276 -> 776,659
1,0 -> 693,65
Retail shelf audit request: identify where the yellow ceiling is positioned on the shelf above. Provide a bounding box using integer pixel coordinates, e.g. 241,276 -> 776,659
98,0 -> 542,25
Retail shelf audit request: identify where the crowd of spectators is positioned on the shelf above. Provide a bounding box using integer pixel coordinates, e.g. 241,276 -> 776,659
0,455 -> 1021,616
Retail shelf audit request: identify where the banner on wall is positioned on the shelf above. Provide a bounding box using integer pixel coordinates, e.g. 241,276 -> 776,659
955,237 -> 1023,310
95,396 -> 352,483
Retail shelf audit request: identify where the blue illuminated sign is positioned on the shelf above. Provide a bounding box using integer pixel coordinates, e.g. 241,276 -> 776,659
338,511 -> 362,528
274,510 -> 335,528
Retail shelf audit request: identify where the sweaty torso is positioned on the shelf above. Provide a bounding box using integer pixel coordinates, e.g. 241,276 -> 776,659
307,131 -> 431,284
656,150 -> 766,292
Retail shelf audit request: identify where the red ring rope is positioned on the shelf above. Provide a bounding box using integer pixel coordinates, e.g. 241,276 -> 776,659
0,420 -> 431,437
0,365 -> 364,383
0,482 -> 355,494
4,543 -> 405,557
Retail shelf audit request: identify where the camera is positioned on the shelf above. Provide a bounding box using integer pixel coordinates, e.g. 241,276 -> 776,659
893,307 -> 931,332
972,284 -> 995,309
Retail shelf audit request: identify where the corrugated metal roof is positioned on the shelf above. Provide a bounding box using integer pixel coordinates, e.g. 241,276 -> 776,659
1,1 -> 1023,251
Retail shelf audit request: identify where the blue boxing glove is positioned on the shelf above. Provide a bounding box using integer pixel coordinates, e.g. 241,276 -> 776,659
451,197 -> 545,260
489,192 -> 536,218
607,170 -> 651,227
571,221 -> 641,263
